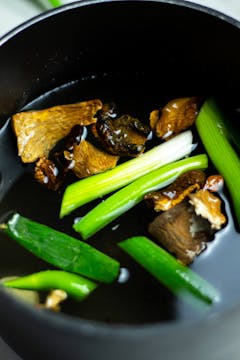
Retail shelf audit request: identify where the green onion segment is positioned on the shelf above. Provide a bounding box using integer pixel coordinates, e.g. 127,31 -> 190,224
3,270 -> 97,301
196,98 -> 240,227
49,0 -> 62,6
1,213 -> 119,283
74,154 -> 208,239
119,236 -> 220,306
60,130 -> 193,217
46,0 -> 62,8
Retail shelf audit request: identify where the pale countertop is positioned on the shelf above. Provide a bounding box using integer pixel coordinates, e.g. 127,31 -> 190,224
0,0 -> 240,359
0,0 -> 240,37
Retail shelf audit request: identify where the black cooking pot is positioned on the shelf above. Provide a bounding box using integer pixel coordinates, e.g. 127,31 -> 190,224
1,1 -> 240,359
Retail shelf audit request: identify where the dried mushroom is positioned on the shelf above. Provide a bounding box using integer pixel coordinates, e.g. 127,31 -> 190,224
35,157 -> 61,191
150,97 -> 199,140
12,99 -> 102,163
188,189 -> 226,230
34,125 -> 83,190
95,111 -> 151,157
203,175 -> 224,192
44,289 -> 68,312
72,140 -> 119,178
145,170 -> 206,211
97,102 -> 118,121
148,201 -> 213,265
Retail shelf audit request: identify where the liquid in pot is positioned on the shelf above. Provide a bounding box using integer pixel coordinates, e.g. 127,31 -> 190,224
0,74 -> 239,324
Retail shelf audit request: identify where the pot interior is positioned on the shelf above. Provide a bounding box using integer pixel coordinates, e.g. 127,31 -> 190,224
0,0 -> 240,326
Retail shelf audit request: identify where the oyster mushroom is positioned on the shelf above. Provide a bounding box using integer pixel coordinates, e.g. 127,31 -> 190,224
188,189 -> 227,230
72,140 -> 119,178
12,99 -> 102,163
148,201 -> 213,265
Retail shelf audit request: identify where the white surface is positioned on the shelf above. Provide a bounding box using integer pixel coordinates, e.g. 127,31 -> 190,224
186,0 -> 240,20
0,0 -> 240,37
0,0 -> 240,359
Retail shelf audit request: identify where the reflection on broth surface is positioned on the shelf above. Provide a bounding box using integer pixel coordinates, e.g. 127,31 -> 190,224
0,75 -> 239,324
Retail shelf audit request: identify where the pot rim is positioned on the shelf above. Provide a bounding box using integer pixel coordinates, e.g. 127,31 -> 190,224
0,0 -> 240,339
0,0 -> 240,45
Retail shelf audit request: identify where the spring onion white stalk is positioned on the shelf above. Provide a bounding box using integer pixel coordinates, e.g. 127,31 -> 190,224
74,154 -> 208,239
60,130 -> 193,217
196,98 -> 240,227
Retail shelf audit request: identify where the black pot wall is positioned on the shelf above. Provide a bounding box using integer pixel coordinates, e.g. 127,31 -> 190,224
1,1 -> 240,359
1,0 -> 240,123
1,288 -> 240,360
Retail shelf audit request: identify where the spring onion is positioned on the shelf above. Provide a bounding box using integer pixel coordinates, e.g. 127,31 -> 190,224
0,213 -> 119,283
196,98 -> 240,227
119,236 -> 220,306
74,154 -> 208,239
47,0 -> 62,7
3,270 -> 97,301
60,130 -> 193,217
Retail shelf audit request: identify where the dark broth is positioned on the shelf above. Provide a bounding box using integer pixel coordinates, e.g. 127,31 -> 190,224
0,75 -> 239,324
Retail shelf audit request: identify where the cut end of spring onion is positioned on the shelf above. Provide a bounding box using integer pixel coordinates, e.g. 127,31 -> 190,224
196,98 -> 240,228
74,154 -> 208,240
60,130 -> 193,218
119,236 -> 220,307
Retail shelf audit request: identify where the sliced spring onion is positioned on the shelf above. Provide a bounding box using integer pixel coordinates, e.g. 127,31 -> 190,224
3,270 -> 97,301
74,154 -> 208,240
196,98 -> 240,227
0,213 -> 119,283
60,130 -> 193,217
36,0 -> 62,9
43,0 -> 62,8
119,236 -> 220,306
48,0 -> 62,6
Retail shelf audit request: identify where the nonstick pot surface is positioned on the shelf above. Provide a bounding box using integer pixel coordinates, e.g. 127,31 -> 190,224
1,1 -> 240,359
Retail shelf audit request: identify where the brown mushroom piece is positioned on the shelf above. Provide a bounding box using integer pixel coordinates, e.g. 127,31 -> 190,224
203,174 -> 224,192
72,140 -> 119,178
144,170 -> 206,212
150,97 -> 199,140
34,123 -> 119,189
35,157 -> 61,191
34,124 -> 84,190
12,99 -> 102,163
148,201 -> 214,265
95,110 -> 152,157
188,189 -> 227,230
97,102 -> 118,121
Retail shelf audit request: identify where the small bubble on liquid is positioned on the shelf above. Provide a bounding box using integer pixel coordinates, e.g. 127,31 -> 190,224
111,224 -> 120,231
74,217 -> 83,224
118,267 -> 130,284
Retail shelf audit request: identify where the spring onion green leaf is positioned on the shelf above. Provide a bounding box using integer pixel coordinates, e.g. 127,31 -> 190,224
1,213 -> 120,283
74,154 -> 208,239
119,236 -> 220,306
35,0 -> 62,9
196,98 -> 240,227
47,0 -> 62,7
3,270 -> 97,301
60,130 -> 193,218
